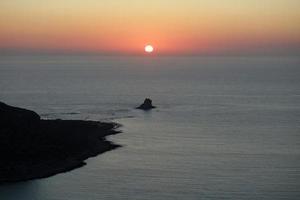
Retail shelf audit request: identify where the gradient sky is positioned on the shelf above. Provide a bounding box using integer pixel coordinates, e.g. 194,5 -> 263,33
0,0 -> 299,55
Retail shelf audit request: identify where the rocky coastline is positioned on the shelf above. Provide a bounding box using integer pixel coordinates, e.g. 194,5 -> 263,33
0,102 -> 121,184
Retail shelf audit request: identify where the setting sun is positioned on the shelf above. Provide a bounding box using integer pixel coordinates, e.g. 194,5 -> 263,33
0,0 -> 299,198
145,45 -> 154,53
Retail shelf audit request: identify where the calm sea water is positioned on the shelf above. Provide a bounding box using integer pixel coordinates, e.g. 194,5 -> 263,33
0,55 -> 299,200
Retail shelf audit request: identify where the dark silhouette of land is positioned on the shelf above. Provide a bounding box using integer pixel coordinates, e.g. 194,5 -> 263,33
0,102 -> 120,183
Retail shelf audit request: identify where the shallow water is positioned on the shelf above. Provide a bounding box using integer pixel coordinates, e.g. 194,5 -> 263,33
0,55 -> 300,199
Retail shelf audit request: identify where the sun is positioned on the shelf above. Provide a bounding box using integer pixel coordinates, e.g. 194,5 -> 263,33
145,45 -> 154,53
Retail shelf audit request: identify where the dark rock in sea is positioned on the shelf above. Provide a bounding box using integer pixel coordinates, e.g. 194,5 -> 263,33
0,101 -> 121,184
136,98 -> 156,110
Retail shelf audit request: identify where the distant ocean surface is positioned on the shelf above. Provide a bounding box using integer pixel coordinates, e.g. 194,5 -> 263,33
0,55 -> 299,200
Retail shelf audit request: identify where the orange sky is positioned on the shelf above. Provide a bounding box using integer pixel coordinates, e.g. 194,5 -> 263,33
0,0 -> 300,55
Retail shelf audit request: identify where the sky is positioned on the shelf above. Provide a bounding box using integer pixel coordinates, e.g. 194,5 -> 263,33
0,0 -> 299,55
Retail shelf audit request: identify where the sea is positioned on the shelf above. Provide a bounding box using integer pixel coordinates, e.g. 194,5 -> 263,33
0,55 -> 299,200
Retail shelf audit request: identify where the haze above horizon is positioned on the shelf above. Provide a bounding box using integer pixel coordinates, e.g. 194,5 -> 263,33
0,0 -> 299,56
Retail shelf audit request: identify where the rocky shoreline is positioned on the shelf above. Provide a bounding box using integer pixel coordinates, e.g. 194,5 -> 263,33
0,102 -> 121,184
